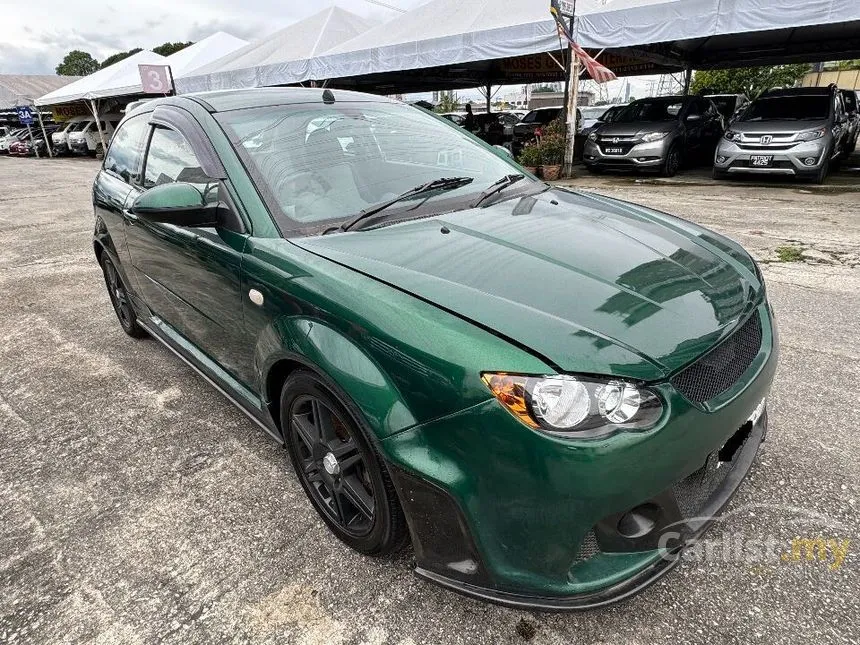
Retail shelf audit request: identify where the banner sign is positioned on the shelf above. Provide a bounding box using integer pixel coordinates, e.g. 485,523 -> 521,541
556,0 -> 575,17
52,103 -> 90,121
139,64 -> 173,94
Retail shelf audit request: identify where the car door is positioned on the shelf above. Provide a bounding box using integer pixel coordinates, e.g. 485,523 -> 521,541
123,121 -> 253,386
681,98 -> 707,152
93,114 -> 151,291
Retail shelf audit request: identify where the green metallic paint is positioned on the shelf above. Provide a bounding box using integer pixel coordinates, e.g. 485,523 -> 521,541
381,305 -> 776,596
93,91 -> 779,606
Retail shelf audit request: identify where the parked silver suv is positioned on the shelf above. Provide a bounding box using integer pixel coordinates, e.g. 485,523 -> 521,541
713,86 -> 850,184
583,95 -> 725,177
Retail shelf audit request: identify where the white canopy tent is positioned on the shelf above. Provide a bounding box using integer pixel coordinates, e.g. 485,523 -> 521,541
35,50 -> 169,106
177,0 -> 860,96
168,32 -> 249,78
176,7 -> 375,93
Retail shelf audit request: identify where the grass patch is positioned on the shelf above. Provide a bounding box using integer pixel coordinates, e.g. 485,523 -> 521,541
775,245 -> 804,263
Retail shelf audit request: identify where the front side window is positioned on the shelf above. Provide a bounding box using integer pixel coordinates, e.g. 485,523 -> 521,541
103,115 -> 149,184
217,101 -> 533,235
143,127 -> 218,201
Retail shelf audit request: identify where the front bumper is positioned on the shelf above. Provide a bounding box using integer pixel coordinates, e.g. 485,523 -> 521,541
382,303 -> 777,609
52,140 -> 69,154
69,140 -> 89,154
583,138 -> 669,169
714,138 -> 828,176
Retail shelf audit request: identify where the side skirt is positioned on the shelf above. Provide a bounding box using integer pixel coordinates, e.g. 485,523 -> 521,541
137,316 -> 283,444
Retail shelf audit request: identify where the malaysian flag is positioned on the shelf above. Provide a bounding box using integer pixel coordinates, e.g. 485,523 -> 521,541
549,0 -> 617,83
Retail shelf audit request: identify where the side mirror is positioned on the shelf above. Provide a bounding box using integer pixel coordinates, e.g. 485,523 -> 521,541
494,144 -> 513,158
130,182 -> 220,227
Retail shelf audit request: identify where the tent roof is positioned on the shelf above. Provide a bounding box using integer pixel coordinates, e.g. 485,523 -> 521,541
0,74 -> 81,110
35,50 -> 169,106
176,6 -> 375,93
168,32 -> 249,77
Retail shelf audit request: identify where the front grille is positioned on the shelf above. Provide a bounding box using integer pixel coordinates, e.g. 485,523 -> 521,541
572,530 -> 601,563
671,314 -> 763,404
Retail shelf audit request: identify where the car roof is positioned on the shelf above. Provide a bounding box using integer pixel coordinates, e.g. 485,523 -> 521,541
760,87 -> 833,98
169,87 -> 399,114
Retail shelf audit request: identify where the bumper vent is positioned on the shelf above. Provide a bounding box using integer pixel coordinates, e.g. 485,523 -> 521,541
671,314 -> 763,404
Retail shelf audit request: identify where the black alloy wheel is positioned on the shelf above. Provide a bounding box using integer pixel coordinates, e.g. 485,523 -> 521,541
101,256 -> 147,338
281,371 -> 407,555
661,144 -> 681,177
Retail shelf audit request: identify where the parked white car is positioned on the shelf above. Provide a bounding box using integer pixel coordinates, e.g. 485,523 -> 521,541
51,117 -> 90,155
68,115 -> 121,157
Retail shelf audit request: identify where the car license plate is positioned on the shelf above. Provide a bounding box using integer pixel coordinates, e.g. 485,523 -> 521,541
605,147 -> 624,154
750,155 -> 773,167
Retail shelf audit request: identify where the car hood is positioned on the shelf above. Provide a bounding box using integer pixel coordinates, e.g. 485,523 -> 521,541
293,189 -> 760,381
731,119 -> 830,134
595,121 -> 679,138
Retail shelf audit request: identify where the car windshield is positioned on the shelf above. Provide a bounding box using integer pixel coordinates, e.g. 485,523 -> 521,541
740,96 -> 831,121
217,101 -> 534,235
615,99 -> 684,122
521,108 -> 560,124
580,107 -> 607,120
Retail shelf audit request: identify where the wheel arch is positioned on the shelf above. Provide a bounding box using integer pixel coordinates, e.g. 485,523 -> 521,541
260,317 -> 418,443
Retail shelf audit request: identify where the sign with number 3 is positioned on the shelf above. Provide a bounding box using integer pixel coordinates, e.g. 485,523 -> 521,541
139,65 -> 173,94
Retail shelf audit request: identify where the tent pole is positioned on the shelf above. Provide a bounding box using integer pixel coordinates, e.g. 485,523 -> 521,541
486,82 -> 491,113
89,99 -> 109,157
683,66 -> 693,96
36,108 -> 53,158
564,56 -> 580,179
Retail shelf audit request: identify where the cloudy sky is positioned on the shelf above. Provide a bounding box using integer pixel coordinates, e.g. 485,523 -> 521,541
0,0 -> 655,101
0,0 -> 428,75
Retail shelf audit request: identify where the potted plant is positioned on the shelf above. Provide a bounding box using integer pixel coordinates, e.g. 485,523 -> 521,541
539,118 -> 566,181
518,144 -> 542,176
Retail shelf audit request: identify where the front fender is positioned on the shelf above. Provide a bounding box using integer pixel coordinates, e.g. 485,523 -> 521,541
257,316 -> 417,439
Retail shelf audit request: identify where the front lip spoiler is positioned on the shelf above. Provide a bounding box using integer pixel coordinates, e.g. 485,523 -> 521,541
413,414 -> 766,611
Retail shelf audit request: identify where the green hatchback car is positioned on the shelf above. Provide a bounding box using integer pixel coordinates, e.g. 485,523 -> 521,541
93,89 -> 777,610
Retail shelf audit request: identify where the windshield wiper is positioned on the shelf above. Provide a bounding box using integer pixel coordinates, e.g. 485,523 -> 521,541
471,174 -> 525,208
332,176 -> 474,233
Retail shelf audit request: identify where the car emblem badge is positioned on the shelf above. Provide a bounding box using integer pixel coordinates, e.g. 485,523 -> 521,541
612,137 -> 620,144
760,135 -> 772,145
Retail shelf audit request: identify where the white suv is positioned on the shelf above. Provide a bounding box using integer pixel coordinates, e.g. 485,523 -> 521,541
68,115 -> 121,157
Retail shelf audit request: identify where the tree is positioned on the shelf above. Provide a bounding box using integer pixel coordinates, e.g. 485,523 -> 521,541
100,48 -> 143,69
152,41 -> 194,57
532,84 -> 557,94
836,59 -> 860,71
690,64 -> 811,99
55,50 -> 99,76
435,92 -> 461,113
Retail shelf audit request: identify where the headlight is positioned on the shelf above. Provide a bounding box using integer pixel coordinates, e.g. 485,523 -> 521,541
795,128 -> 826,142
482,373 -> 663,439
588,131 -> 598,141
724,130 -> 742,142
641,132 -> 667,143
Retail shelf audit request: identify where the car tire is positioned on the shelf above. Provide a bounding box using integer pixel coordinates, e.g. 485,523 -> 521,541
281,370 -> 408,556
661,144 -> 681,177
712,167 -> 729,180
101,256 -> 147,338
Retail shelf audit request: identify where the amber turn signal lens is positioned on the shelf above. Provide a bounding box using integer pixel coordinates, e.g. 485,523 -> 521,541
481,373 -> 538,429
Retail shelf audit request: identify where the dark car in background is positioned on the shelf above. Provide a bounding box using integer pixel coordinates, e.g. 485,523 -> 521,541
512,106 -> 564,156
466,112 -> 520,148
714,85 -> 850,183
840,89 -> 859,153
584,95 -> 725,176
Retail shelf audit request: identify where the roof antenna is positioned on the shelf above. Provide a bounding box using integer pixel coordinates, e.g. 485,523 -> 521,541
322,89 -> 335,104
